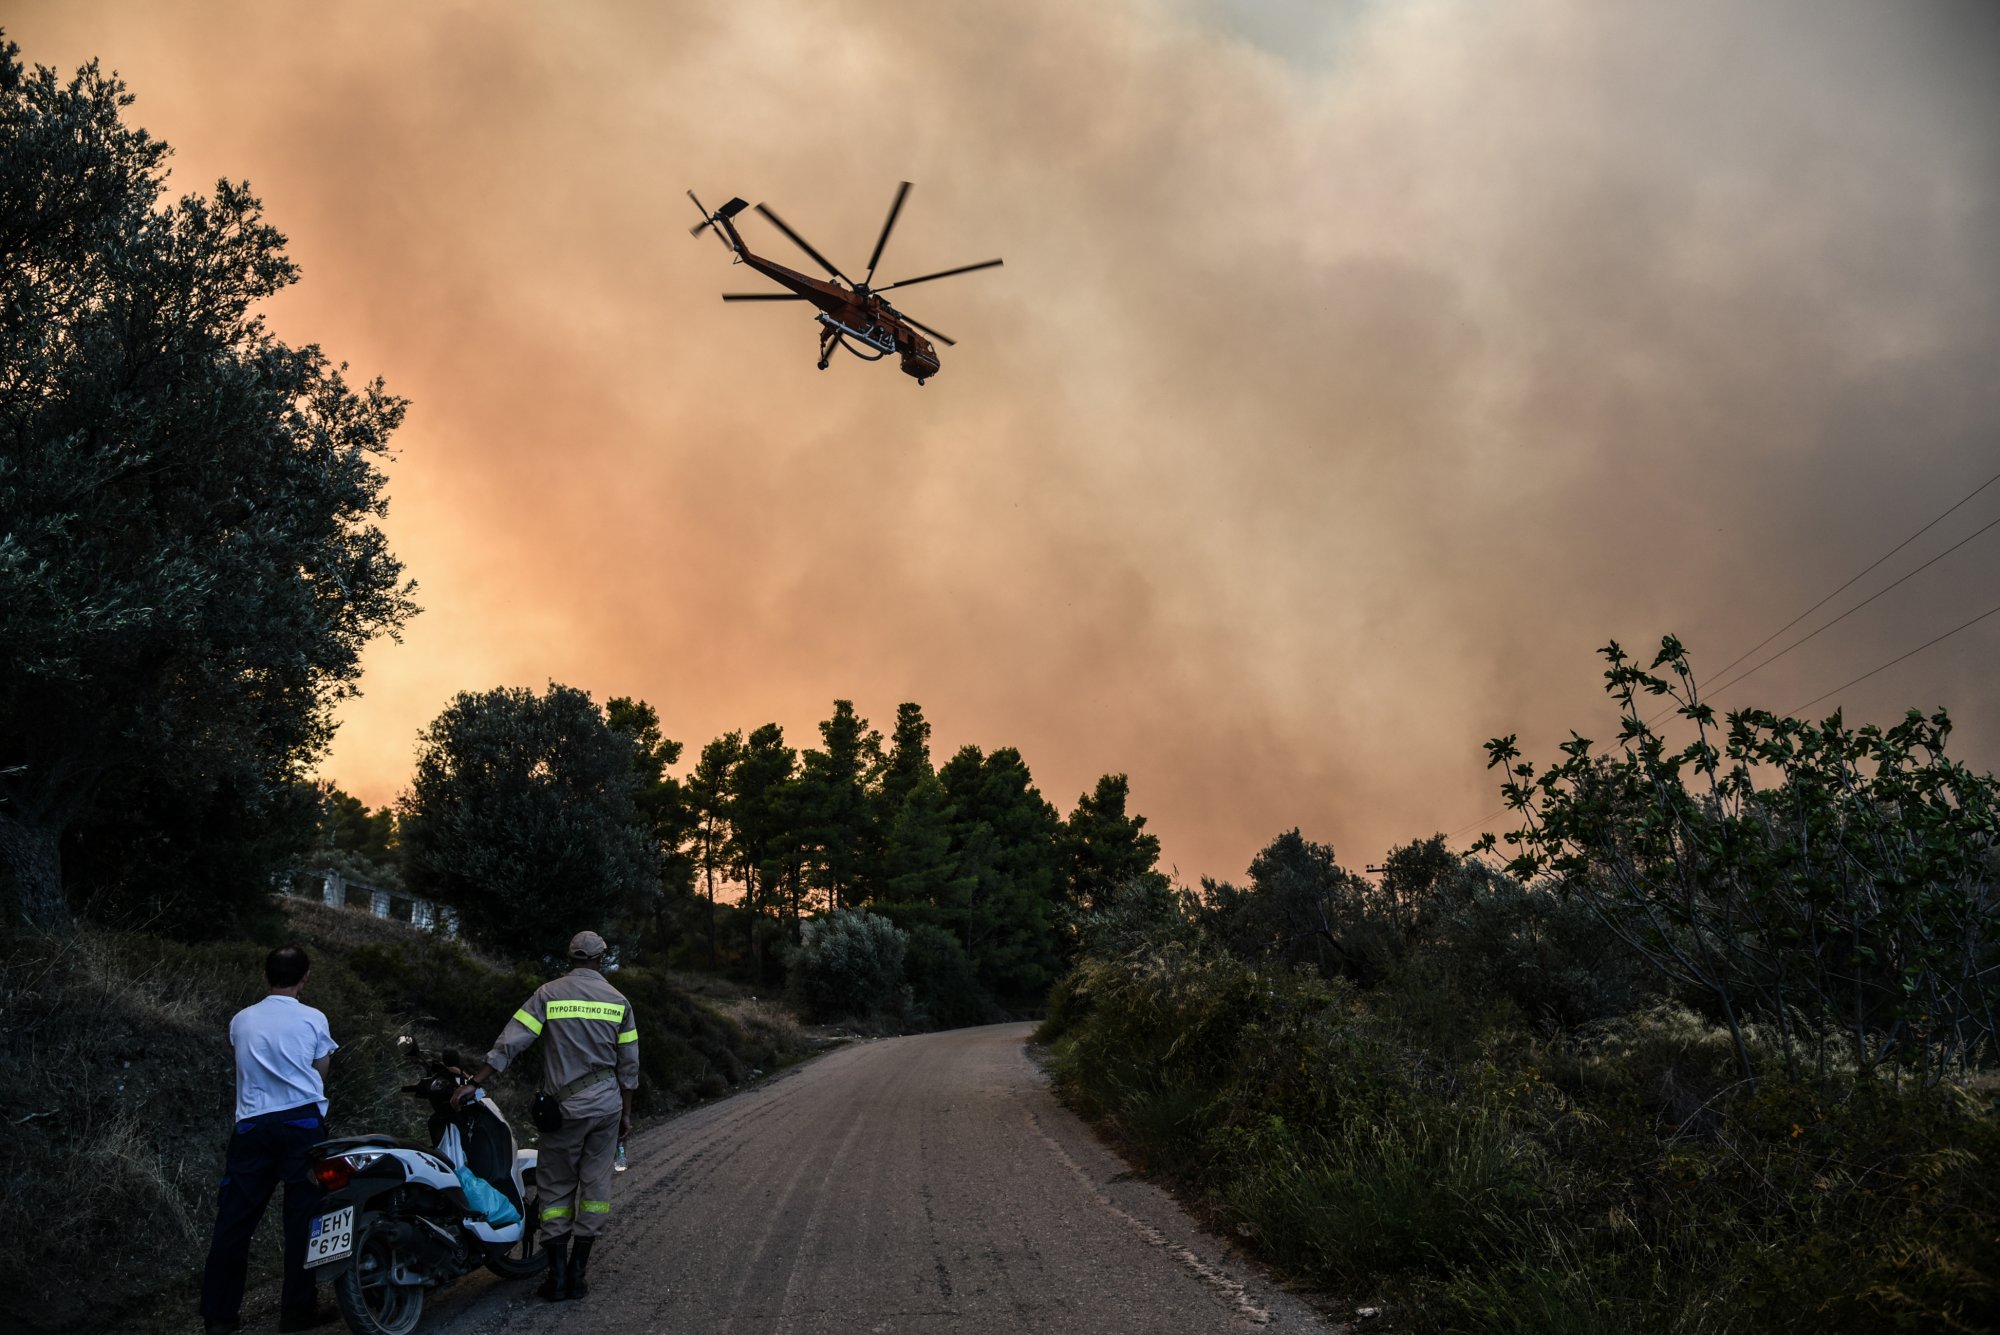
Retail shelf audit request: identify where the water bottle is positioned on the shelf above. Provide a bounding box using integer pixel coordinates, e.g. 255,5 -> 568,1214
614,1140 -> 628,1173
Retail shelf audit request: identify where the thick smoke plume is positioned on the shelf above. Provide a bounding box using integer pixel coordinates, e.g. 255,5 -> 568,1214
12,0 -> 1998,878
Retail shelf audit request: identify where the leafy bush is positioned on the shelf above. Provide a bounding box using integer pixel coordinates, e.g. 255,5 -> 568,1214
1484,637 -> 2000,1081
1405,855 -> 1660,1030
784,908 -> 909,1022
1196,830 -> 1382,981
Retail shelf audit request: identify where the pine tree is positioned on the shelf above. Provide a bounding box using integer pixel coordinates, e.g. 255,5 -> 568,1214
687,731 -> 743,970
796,700 -> 882,912
1062,773 -> 1170,915
883,771 -> 975,911
878,703 -> 935,816
728,723 -> 798,982
938,745 -> 1064,1004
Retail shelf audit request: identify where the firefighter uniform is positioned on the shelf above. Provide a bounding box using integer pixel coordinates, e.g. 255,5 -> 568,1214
482,936 -> 639,1258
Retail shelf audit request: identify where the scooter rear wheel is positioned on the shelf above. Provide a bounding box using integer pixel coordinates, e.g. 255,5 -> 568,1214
484,1190 -> 542,1279
331,1218 -> 424,1335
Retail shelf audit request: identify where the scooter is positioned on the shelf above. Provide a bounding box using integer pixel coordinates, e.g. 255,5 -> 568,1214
302,1041 -> 540,1335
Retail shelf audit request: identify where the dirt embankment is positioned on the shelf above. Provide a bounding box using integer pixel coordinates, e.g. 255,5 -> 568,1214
0,904 -> 811,1335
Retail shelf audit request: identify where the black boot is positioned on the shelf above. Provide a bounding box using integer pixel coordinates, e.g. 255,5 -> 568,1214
537,1236 -> 570,1302
564,1237 -> 594,1301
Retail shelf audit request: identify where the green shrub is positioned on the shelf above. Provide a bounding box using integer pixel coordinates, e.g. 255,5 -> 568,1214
612,966 -> 766,1110
784,908 -> 908,1022
1408,858 -> 1660,1030
1043,944 -> 2000,1335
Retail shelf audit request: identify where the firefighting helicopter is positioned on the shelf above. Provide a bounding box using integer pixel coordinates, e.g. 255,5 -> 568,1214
687,181 -> 1002,385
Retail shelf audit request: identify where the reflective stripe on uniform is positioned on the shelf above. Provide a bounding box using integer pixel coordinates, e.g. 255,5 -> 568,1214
580,1200 -> 611,1214
545,1000 -> 625,1024
617,1028 -> 638,1044
540,1205 -> 572,1220
512,1008 -> 543,1035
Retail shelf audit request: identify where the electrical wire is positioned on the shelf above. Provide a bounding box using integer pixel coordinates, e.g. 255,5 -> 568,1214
1787,599 -> 2000,716
1644,479 -> 2000,729
1444,805 -> 1510,844
1455,464 -> 2000,849
1456,599 -> 1999,846
1707,464 -> 2000,681
1705,509 -> 2000,696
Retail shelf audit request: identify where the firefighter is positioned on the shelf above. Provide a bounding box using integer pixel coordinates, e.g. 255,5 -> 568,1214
452,930 -> 637,1300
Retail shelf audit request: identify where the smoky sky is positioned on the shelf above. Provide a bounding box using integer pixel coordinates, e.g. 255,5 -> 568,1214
11,0 -> 1999,882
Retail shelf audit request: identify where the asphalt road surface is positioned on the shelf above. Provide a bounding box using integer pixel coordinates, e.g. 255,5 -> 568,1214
422,1022 -> 1339,1335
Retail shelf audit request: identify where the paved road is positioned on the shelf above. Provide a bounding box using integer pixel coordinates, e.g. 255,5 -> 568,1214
425,1022 -> 1338,1334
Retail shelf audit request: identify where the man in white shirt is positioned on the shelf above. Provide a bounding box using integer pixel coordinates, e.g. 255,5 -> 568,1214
199,945 -> 339,1335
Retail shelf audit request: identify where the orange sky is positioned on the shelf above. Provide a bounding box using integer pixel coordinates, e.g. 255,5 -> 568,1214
11,1 -> 1999,884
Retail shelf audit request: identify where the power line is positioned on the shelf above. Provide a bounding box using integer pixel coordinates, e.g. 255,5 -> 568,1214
1444,805 -> 1509,843
1705,509 -> 2000,697
1455,600 -> 1998,842
1707,464 -> 2000,681
1787,598 -> 2000,716
1458,464 -> 2000,849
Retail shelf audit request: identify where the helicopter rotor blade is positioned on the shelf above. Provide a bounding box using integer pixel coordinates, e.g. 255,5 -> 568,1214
862,180 -> 912,287
876,258 -> 1003,293
900,313 -> 957,347
721,292 -> 808,301
754,203 -> 851,285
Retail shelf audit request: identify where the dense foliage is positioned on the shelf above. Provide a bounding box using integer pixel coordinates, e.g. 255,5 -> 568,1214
1045,942 -> 1999,1334
1042,642 -> 2000,1332
1484,638 -> 2000,1081
0,41 -> 416,933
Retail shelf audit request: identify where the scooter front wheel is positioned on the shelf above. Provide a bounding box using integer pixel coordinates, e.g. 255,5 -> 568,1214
332,1216 -> 425,1335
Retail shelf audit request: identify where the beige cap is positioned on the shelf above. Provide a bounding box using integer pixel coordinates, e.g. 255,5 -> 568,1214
567,930 -> 608,960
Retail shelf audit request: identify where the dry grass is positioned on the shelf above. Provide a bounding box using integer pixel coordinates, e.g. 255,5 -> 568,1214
0,905 -> 825,1333
0,928 -> 260,1331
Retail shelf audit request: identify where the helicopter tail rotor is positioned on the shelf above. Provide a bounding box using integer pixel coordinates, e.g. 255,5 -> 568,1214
688,192 -> 747,249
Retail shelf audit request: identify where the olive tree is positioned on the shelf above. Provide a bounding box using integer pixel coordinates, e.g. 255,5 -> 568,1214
399,684 -> 658,961
0,42 -> 416,931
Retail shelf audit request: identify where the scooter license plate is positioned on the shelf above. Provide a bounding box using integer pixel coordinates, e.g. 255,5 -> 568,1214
304,1205 -> 354,1269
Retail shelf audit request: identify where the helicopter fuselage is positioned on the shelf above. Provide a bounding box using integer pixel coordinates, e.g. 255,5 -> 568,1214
715,215 -> 939,381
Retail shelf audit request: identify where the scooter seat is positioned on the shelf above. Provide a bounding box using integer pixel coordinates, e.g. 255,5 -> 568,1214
316,1132 -> 439,1158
